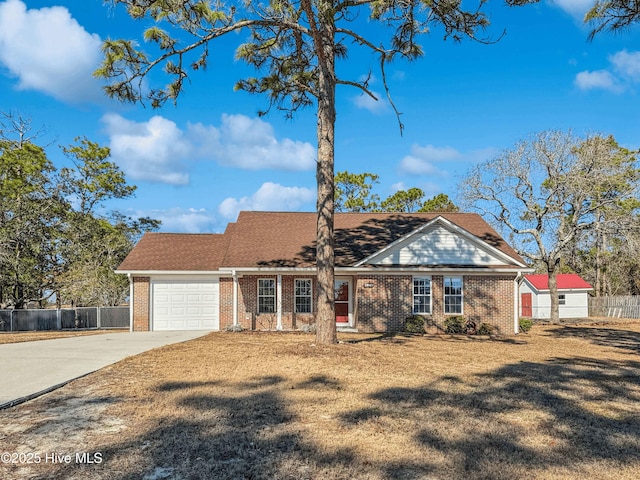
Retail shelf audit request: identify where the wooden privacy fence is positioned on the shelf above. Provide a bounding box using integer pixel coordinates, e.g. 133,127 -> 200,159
589,296 -> 640,319
0,307 -> 129,332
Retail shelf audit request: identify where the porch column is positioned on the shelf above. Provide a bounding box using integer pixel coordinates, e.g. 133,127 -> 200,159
514,272 -> 522,334
232,271 -> 239,327
128,273 -> 133,332
276,274 -> 283,330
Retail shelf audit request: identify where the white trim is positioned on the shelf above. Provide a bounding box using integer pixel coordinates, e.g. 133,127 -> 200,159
514,272 -> 523,334
412,275 -> 432,315
276,274 -> 283,330
294,278 -> 313,314
335,276 -> 354,327
128,273 -> 133,332
219,267 -> 533,275
353,216 -> 529,268
443,276 -> 464,315
232,270 -> 238,327
257,278 -> 276,314
221,267 -> 315,273
116,270 -> 227,275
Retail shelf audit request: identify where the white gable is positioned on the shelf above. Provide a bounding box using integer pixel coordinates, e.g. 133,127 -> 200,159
364,222 -> 512,266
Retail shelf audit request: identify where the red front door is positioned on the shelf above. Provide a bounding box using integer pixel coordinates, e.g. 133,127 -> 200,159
521,293 -> 532,317
335,279 -> 350,324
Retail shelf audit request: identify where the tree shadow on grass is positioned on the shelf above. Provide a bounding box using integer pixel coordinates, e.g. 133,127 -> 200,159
31,356 -> 640,480
546,325 -> 640,353
36,375 -> 359,480
347,356 -> 640,479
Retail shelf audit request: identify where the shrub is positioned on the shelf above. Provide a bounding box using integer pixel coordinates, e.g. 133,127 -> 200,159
519,318 -> 534,333
300,323 -> 316,333
477,323 -> 494,336
444,316 -> 466,334
225,324 -> 243,332
404,315 -> 425,334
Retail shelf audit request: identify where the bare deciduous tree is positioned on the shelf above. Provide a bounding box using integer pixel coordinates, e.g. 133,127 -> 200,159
460,131 -> 639,322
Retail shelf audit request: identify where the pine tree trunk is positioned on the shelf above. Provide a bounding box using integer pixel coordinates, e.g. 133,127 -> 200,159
314,14 -> 337,345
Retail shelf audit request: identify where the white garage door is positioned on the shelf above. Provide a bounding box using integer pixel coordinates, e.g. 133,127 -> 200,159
152,279 -> 219,331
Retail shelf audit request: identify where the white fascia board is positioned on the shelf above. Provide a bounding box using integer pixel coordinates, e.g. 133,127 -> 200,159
115,270 -> 228,276
353,215 -> 528,268
219,267 -> 316,273
341,266 -> 535,275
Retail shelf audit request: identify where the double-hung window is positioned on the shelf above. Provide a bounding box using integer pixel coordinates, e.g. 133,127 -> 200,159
295,279 -> 312,313
444,277 -> 463,314
258,279 -> 276,313
413,277 -> 431,314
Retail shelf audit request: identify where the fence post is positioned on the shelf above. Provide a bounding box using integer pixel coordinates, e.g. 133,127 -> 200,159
97,307 -> 101,329
10,309 -> 13,332
56,308 -> 62,330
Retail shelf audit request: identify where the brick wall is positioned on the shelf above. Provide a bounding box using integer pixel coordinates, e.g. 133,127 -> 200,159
132,276 -> 150,331
356,275 -> 412,332
218,272 -> 516,334
355,274 -> 516,334
219,277 -> 233,329
463,275 -> 515,335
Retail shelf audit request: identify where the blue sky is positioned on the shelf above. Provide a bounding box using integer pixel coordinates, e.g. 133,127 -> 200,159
1,0 -> 639,233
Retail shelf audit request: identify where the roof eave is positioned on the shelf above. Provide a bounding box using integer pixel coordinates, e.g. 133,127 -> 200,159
115,270 -> 227,275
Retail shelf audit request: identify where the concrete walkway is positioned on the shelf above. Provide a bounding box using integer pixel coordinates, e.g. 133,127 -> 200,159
0,331 -> 210,409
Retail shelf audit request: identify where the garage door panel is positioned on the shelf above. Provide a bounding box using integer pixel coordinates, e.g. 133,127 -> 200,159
152,279 -> 219,331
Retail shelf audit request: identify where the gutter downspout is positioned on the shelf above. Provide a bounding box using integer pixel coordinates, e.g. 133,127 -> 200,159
128,274 -> 133,332
232,270 -> 238,328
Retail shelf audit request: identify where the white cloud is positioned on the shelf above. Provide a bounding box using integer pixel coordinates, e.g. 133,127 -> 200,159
154,208 -> 217,233
610,50 -> 640,81
575,70 -> 620,91
353,90 -> 389,113
102,113 -> 316,185
551,0 -> 594,18
200,114 -> 315,170
399,144 -> 462,175
390,182 -> 407,192
399,144 -> 496,176
218,182 -> 315,219
102,114 -> 194,185
0,0 -> 103,103
575,49 -> 640,93
128,207 -> 218,233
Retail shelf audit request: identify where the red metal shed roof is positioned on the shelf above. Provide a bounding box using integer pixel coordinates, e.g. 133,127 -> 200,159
524,274 -> 592,291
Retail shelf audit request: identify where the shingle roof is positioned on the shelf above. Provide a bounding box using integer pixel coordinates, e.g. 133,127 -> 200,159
220,211 -> 525,268
118,211 -> 526,272
525,274 -> 593,291
117,233 -> 229,271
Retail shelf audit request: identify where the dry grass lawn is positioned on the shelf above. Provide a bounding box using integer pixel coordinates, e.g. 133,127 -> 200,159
2,322 -> 640,479
0,329 -> 126,345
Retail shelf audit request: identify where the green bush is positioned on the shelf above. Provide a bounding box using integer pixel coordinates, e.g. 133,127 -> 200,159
519,318 -> 534,333
404,315 -> 425,334
477,323 -> 494,336
444,316 -> 466,334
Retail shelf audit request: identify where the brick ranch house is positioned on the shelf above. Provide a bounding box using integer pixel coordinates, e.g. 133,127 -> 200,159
117,211 -> 533,335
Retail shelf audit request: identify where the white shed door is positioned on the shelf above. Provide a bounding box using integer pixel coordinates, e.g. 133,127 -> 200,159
152,279 -> 219,331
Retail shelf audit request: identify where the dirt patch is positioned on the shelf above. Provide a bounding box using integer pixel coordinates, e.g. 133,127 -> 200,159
1,324 -> 640,479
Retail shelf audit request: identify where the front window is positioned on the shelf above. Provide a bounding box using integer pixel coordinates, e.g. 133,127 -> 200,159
559,294 -> 566,305
444,277 -> 463,314
258,279 -> 276,313
295,279 -> 312,313
413,277 -> 431,314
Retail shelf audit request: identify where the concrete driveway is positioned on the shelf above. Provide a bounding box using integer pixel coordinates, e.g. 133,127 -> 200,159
0,331 -> 210,409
